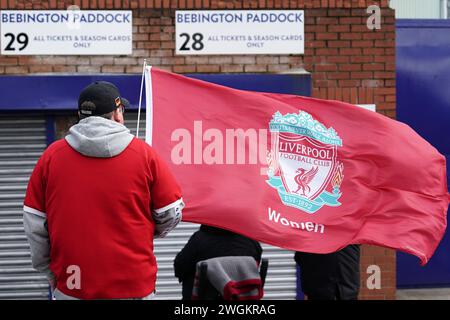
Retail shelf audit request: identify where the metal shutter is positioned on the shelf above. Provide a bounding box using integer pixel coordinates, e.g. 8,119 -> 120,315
0,115 -> 49,299
125,114 -> 297,300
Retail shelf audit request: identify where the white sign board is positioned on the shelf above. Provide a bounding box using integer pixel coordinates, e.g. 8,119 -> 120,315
0,10 -> 132,55
175,10 -> 304,55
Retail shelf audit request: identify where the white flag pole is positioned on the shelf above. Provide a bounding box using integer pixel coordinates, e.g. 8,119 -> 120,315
144,65 -> 153,146
136,59 -> 147,139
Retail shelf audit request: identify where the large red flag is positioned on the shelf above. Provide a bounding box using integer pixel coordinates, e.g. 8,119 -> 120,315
145,67 -> 449,265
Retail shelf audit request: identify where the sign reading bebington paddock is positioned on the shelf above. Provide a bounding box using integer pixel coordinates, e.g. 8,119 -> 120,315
0,10 -> 132,55
175,10 -> 304,55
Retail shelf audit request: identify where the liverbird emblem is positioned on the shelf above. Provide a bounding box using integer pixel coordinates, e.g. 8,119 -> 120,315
294,166 -> 319,196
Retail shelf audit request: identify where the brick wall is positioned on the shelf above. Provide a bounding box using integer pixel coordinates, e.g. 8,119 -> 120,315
0,0 -> 397,299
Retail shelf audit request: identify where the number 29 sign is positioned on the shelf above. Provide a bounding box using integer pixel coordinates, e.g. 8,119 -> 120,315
175,10 -> 304,55
0,10 -> 132,55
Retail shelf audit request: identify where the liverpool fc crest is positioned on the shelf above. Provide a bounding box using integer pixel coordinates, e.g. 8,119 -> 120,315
266,111 -> 344,214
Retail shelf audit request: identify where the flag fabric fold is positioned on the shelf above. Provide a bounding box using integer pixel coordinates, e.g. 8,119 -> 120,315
146,67 -> 449,265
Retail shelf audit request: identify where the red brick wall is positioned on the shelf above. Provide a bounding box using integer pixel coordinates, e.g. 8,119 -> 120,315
0,0 -> 397,299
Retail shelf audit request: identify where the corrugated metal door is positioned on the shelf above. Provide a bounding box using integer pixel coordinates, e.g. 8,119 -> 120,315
390,0 -> 443,18
125,114 -> 297,300
0,115 -> 49,299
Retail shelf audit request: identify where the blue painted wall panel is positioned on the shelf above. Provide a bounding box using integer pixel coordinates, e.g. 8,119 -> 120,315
0,73 -> 311,111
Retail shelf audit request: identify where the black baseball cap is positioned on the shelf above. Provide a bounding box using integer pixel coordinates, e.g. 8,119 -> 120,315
78,81 -> 130,116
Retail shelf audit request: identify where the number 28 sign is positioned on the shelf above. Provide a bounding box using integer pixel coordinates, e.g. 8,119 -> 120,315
175,10 -> 304,55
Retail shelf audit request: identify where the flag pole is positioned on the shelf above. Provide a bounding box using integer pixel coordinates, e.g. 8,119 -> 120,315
136,59 -> 147,139
144,65 -> 153,146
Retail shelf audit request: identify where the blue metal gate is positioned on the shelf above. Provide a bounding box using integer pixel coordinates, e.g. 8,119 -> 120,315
396,19 -> 450,288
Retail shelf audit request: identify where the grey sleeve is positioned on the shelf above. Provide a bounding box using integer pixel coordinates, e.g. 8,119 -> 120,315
23,211 -> 55,283
152,200 -> 185,239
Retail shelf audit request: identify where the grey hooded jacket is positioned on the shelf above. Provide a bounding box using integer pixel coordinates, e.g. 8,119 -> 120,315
23,117 -> 184,300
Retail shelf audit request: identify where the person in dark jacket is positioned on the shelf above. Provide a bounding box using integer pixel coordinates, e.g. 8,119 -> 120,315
294,245 -> 360,300
174,224 -> 263,300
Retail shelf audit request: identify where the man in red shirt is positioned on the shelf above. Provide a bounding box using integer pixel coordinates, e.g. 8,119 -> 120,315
23,81 -> 184,300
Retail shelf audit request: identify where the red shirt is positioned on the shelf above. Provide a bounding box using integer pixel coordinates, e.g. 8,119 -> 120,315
24,138 -> 182,299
